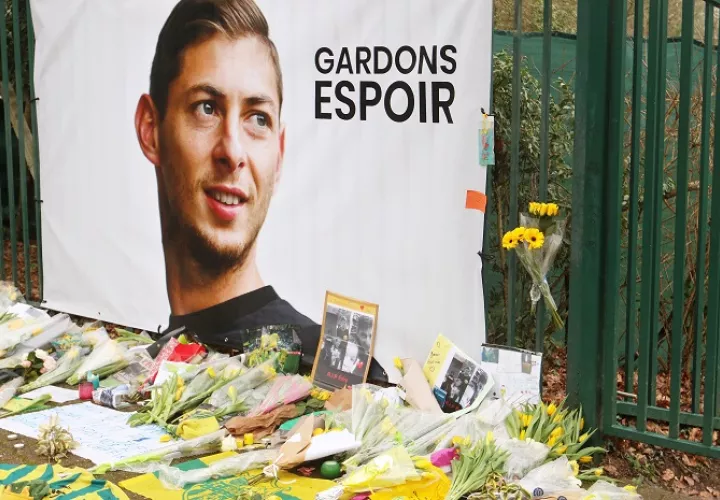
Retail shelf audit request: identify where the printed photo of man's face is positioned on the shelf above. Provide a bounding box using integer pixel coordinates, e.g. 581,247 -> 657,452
158,34 -> 284,271
135,0 -> 286,282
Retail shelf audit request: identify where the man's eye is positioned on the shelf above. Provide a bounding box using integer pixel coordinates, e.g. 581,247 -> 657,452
252,113 -> 268,128
200,102 -> 215,115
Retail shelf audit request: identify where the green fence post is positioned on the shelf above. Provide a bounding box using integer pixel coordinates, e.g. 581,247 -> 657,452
567,0 -> 613,432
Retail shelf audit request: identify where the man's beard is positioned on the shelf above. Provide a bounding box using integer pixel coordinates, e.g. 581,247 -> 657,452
162,199 -> 259,282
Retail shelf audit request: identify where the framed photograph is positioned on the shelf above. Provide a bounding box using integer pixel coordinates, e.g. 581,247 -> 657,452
310,291 -> 379,390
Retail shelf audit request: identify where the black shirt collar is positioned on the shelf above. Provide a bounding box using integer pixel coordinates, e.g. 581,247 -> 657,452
167,285 -> 279,335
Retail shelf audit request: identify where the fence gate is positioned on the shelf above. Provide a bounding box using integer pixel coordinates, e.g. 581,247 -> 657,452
567,0 -> 720,458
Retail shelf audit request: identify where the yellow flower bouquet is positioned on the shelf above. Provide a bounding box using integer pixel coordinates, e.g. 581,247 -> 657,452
502,201 -> 566,330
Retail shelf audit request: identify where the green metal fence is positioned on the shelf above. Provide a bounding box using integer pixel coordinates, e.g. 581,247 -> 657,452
487,0 -> 720,458
0,0 -> 42,304
565,0 -> 720,458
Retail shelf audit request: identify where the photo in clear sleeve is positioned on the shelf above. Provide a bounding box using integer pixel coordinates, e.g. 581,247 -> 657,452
311,292 -> 378,391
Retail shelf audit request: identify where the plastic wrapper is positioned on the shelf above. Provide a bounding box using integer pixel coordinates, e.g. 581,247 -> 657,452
475,396 -> 518,429
515,457 -> 583,497
81,326 -> 110,346
247,373 -> 312,416
207,357 -> 277,408
107,349 -> 154,388
241,325 -> 303,373
66,339 -> 128,385
583,481 -> 641,500
0,375 -> 24,408
13,314 -> 73,356
92,429 -> 229,474
155,448 -> 277,489
17,346 -> 85,394
498,438 -> 551,480
317,447 -> 421,500
0,281 -> 24,313
433,413 -> 485,452
0,312 -> 67,357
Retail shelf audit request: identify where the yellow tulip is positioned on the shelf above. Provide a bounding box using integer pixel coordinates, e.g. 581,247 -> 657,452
159,435 -> 172,443
547,403 -> 557,417
451,436 -> 464,447
540,203 -> 548,216
519,429 -> 526,441
569,460 -> 579,476
580,418 -> 585,429
556,444 -> 567,454
522,414 -> 533,427
393,357 -> 404,371
579,432 -> 589,443
594,467 -> 604,476
579,455 -> 593,464
553,415 -> 562,424
547,435 -> 556,447
207,367 -> 216,378
551,427 -> 564,440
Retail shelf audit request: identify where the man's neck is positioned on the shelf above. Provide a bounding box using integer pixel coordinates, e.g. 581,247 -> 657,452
164,246 -> 265,316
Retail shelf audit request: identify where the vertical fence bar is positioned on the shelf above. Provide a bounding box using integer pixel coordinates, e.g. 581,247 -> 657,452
625,0 -> 644,395
26,0 -> 41,301
535,0 -> 552,352
701,39 -> 720,446
602,0 -> 628,432
668,0 -> 694,440
508,0 -> 522,347
11,0 -> 29,297
637,0 -> 668,432
693,3 -> 714,415
648,0 -> 668,409
566,0 -> 610,434
0,0 -> 17,285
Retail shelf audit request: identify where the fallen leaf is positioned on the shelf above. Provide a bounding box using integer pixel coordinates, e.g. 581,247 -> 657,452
684,476 -> 695,487
604,464 -> 618,475
682,454 -> 698,467
662,469 -> 675,482
698,492 -> 711,498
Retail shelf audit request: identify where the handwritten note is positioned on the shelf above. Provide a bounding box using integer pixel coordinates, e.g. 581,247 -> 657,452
479,344 -> 542,404
422,334 -> 453,387
0,402 -> 167,464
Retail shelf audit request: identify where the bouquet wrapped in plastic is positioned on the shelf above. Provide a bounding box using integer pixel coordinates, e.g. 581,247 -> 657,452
317,446 -> 422,500
246,373 -> 312,417
502,202 -> 565,330
91,429 -> 229,474
207,355 -> 278,409
66,339 -> 128,385
17,346 -> 85,394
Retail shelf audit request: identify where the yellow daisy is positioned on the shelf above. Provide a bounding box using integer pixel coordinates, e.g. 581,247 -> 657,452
502,231 -> 518,250
524,228 -> 544,249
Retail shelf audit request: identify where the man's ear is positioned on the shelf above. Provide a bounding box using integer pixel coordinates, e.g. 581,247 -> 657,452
275,123 -> 286,184
135,94 -> 161,167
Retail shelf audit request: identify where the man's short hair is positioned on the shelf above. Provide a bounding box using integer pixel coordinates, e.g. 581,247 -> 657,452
150,0 -> 283,119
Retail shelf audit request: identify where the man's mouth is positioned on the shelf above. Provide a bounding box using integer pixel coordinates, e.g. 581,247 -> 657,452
204,186 -> 248,222
207,190 -> 243,206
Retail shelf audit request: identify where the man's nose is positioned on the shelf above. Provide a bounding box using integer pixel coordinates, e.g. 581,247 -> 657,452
213,118 -> 247,171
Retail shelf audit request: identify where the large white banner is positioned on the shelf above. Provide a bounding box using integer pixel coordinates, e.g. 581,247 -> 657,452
31,0 -> 491,376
